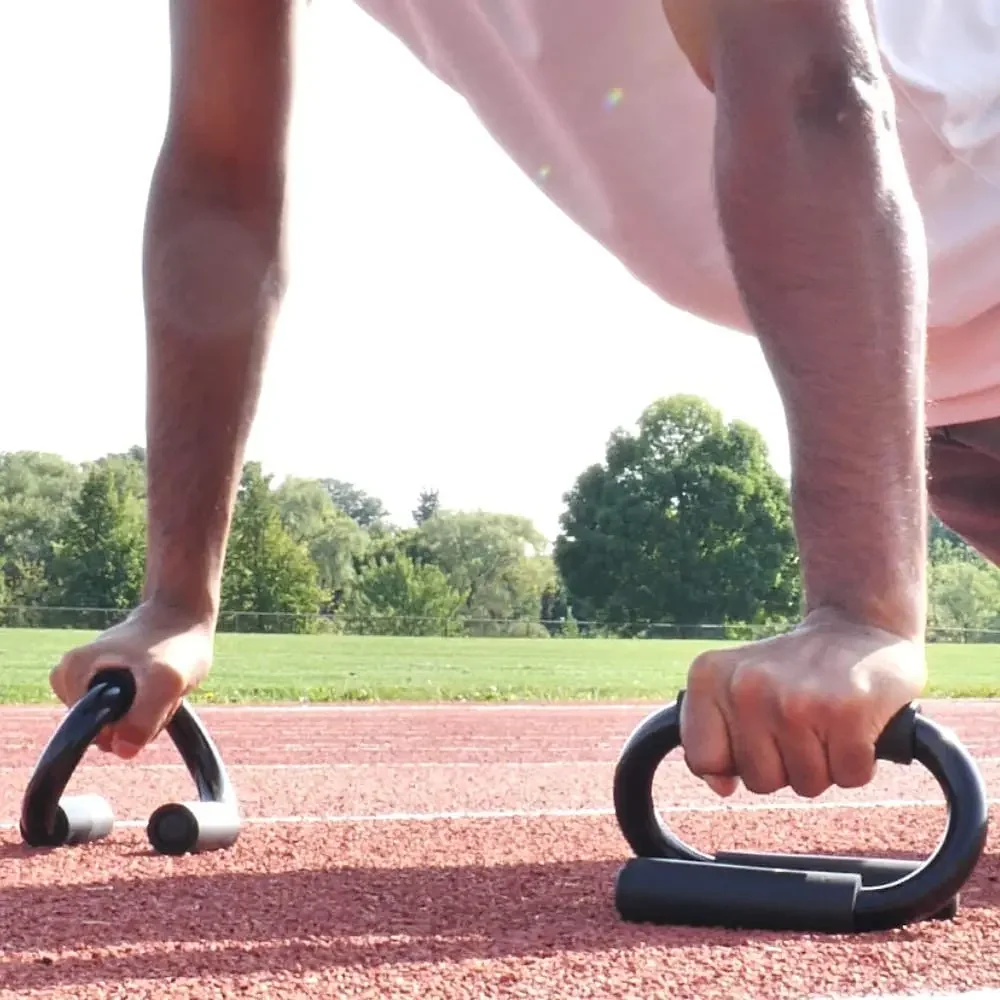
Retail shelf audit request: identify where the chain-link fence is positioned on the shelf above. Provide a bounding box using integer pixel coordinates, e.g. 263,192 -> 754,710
0,605 -> 997,644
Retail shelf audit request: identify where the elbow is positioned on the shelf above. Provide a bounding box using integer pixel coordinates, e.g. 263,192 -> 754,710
144,139 -> 290,338
148,130 -> 288,255
787,50 -> 894,138
710,1 -> 895,138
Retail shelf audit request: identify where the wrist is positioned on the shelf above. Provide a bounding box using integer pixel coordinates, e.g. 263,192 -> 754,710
793,471 -> 927,644
139,582 -> 220,631
803,593 -> 925,643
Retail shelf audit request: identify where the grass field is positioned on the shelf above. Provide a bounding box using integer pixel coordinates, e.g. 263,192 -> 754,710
0,627 -> 998,704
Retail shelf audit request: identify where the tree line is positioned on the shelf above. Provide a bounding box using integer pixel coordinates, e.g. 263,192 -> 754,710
0,395 -> 996,637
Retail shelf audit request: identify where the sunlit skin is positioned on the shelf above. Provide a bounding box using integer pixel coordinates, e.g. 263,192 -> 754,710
49,0 -> 938,802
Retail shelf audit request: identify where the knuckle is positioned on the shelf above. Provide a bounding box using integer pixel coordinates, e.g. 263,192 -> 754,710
686,651 -> 724,693
833,747 -> 876,789
52,648 -> 80,677
789,772 -> 829,799
735,748 -> 786,795
729,665 -> 771,711
777,689 -> 823,727
50,651 -> 89,699
742,770 -> 784,796
683,746 -> 726,779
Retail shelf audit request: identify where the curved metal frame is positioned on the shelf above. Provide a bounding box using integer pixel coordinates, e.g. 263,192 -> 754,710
613,691 -> 989,932
20,668 -> 240,855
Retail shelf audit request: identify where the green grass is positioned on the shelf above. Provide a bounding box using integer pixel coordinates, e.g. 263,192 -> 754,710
0,628 -> 997,705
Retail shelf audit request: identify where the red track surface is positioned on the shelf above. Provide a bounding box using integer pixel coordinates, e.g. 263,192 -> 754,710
1,700 -> 999,999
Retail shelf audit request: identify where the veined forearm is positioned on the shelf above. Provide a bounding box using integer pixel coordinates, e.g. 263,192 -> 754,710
711,6 -> 928,639
140,163 -> 287,620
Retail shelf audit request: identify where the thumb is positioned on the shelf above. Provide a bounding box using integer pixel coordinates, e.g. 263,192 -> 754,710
702,774 -> 740,798
106,696 -> 180,760
105,667 -> 188,760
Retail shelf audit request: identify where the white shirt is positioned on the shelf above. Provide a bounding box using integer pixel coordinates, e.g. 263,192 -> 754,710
353,0 -> 1000,426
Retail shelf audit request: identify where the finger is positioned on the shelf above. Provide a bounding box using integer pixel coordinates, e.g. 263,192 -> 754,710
109,670 -> 187,760
56,648 -> 124,708
703,774 -> 740,797
774,726 -> 832,799
110,730 -> 147,760
731,726 -> 788,795
727,667 -> 788,794
110,698 -> 180,760
59,648 -> 154,757
680,669 -> 736,781
827,733 -> 877,789
53,655 -> 115,750
49,663 -> 70,706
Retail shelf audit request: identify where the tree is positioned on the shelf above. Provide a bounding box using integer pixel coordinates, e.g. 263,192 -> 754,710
0,451 -> 83,604
417,510 -> 553,621
320,479 -> 389,528
347,551 -> 466,636
88,446 -> 146,499
929,514 -> 981,566
928,560 -> 1000,636
221,464 -> 325,630
55,463 -> 145,609
274,477 -> 368,608
554,395 -> 801,630
540,579 -> 571,633
412,488 -> 440,526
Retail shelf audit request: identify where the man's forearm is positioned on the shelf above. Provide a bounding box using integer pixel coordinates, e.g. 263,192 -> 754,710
140,164 -> 286,621
711,3 -> 928,639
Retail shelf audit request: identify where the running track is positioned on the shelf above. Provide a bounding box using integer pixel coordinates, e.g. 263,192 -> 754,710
1,699 -> 999,999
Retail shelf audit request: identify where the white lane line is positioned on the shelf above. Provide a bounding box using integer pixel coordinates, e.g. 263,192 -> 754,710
818,994 -> 1000,1000
0,795 -> 978,831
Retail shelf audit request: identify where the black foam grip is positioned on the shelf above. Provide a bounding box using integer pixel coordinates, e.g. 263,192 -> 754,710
615,857 -> 860,933
714,851 -> 958,921
86,669 -> 137,718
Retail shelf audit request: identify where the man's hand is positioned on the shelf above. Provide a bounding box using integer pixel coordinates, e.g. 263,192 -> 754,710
680,608 -> 927,799
49,601 -> 215,760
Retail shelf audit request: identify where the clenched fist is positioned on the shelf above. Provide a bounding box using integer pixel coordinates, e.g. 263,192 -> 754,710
680,608 -> 927,799
49,601 -> 215,759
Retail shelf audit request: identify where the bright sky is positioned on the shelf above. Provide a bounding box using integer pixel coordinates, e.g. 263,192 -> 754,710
2,1 -> 790,543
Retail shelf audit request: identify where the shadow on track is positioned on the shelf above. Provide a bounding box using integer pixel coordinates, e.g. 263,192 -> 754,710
1,845 -> 998,992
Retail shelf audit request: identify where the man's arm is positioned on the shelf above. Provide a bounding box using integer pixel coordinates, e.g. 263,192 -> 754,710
663,0 -> 929,798
710,0 -> 928,640
143,0 -> 296,623
667,0 -> 927,640
49,0 -> 296,756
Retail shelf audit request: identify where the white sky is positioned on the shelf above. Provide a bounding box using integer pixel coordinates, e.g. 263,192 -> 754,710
1,1 -> 790,542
